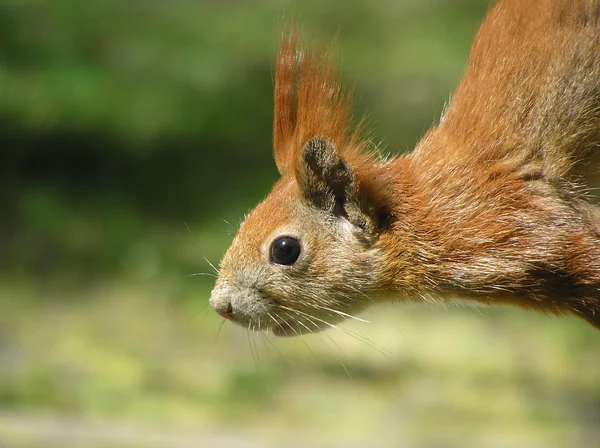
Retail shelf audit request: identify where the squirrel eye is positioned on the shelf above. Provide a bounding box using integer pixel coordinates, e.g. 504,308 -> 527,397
270,236 -> 301,265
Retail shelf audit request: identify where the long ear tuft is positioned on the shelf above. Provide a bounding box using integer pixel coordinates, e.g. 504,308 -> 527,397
273,31 -> 392,235
273,31 -> 366,175
273,31 -> 297,174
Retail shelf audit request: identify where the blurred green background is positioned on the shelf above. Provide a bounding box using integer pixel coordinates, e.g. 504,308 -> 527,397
1,0 -> 599,447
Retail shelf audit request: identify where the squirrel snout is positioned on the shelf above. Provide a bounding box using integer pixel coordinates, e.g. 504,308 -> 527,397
209,293 -> 233,320
209,282 -> 268,328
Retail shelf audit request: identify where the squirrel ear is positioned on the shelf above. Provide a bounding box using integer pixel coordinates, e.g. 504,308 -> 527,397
298,137 -> 376,233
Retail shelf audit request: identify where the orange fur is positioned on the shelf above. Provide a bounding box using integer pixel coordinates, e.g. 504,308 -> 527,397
273,33 -> 370,177
210,0 -> 600,334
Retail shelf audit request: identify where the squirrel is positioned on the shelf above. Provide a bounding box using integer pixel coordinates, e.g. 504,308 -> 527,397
209,0 -> 600,335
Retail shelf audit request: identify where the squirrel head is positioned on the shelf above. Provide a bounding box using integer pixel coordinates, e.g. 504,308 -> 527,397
209,33 -> 393,336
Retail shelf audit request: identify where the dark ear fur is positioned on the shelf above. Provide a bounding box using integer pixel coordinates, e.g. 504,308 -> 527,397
299,137 -> 376,233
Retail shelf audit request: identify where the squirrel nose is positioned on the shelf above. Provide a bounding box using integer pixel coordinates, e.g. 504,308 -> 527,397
211,298 -> 233,320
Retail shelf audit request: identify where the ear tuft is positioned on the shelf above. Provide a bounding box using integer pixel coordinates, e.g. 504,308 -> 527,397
272,31 -> 362,176
273,32 -> 388,236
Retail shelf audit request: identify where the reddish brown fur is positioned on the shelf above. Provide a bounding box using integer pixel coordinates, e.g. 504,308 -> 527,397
273,33 -> 364,175
273,33 -> 394,224
387,0 -> 600,326
210,0 -> 600,333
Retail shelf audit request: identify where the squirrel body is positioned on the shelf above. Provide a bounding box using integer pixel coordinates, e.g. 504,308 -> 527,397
210,0 -> 600,334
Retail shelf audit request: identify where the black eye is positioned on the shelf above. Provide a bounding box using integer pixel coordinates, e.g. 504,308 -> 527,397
270,236 -> 301,265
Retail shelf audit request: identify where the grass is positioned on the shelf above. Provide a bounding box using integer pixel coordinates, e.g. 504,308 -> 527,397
1,262 -> 599,446
3,0 -> 600,445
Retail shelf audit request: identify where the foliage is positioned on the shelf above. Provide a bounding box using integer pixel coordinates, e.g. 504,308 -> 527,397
3,1 -> 599,446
